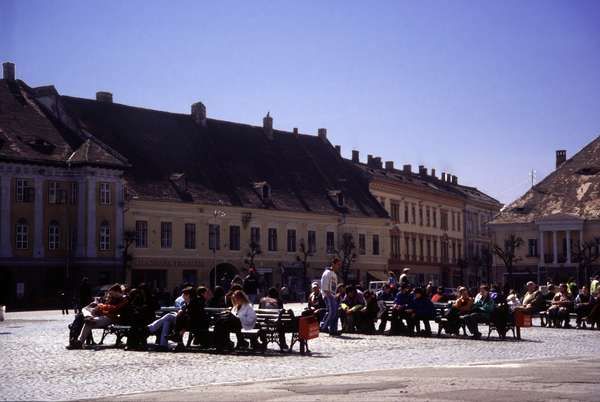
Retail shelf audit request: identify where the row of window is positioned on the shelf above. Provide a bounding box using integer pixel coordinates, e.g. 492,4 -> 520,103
386,199 -> 462,232
135,221 -> 381,255
14,219 -> 111,251
14,179 -> 112,206
390,234 -> 462,262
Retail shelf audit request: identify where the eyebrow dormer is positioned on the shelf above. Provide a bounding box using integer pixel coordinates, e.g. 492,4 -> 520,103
328,190 -> 344,207
254,181 -> 271,200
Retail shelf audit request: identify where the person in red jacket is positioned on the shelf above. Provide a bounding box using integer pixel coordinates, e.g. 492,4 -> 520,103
67,284 -> 128,349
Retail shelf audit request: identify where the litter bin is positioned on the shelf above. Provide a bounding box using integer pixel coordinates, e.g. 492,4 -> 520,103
514,310 -> 532,327
0,305 -> 5,321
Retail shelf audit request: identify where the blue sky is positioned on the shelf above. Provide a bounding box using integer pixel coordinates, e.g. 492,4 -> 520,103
2,1 -> 599,205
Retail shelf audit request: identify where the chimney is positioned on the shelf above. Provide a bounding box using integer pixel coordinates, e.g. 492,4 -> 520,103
96,91 -> 113,103
431,168 -> 437,178
418,165 -> 427,176
556,150 -> 566,169
403,164 -> 412,173
441,172 -> 446,182
352,150 -> 359,163
3,62 -> 15,81
334,145 -> 341,154
385,161 -> 394,170
292,127 -> 299,137
374,157 -> 382,169
452,175 -> 458,185
367,155 -> 374,166
191,102 -> 207,126
317,128 -> 327,141
263,112 -> 273,140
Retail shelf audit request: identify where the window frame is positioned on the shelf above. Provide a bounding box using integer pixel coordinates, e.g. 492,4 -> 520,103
208,223 -> 220,251
184,223 -> 196,250
99,221 -> 111,251
287,229 -> 297,253
48,221 -> 60,250
15,219 -> 29,250
229,225 -> 241,251
268,228 -> 278,252
160,221 -> 173,249
99,182 -> 112,205
135,220 -> 148,248
326,231 -> 335,254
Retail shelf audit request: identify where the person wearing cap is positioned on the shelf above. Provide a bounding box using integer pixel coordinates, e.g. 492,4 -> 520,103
307,282 -> 326,321
320,257 -> 342,335
399,268 -> 411,287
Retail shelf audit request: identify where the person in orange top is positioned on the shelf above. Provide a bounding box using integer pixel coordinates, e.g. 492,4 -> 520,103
441,286 -> 473,335
431,287 -> 448,303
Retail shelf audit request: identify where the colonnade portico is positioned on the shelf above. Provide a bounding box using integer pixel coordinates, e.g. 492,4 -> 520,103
536,216 -> 584,285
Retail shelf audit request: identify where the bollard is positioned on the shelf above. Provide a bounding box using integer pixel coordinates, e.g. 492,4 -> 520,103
0,305 -> 5,321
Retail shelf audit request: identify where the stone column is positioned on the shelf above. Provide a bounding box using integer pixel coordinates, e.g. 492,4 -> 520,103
539,231 -> 544,264
566,230 -> 571,264
86,178 -> 97,257
552,231 -> 558,264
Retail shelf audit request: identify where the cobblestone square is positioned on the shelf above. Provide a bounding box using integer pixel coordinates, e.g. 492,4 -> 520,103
1,306 -> 599,401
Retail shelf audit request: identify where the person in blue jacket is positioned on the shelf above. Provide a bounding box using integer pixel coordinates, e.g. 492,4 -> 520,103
406,288 -> 435,336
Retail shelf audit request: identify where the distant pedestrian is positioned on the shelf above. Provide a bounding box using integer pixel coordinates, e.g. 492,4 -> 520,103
243,267 -> 259,304
399,268 -> 411,287
60,291 -> 69,315
320,257 -> 342,335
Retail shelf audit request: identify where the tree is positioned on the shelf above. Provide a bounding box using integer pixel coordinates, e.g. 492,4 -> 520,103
122,230 -> 136,284
480,247 -> 493,285
244,241 -> 262,270
296,238 -> 313,292
492,234 -> 523,289
572,237 -> 600,285
336,233 -> 357,284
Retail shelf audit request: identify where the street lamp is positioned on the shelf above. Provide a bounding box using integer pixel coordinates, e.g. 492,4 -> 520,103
211,206 -> 226,289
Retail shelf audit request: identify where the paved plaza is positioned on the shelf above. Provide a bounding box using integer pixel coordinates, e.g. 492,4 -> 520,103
1,306 -> 599,401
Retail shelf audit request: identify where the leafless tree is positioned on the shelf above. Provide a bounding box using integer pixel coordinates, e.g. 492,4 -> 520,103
493,234 -> 523,289
572,237 -> 600,285
336,233 -> 357,284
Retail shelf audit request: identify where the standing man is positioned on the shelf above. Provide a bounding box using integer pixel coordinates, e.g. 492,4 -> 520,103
243,267 -> 260,304
320,257 -> 341,336
590,274 -> 599,296
399,268 -> 411,287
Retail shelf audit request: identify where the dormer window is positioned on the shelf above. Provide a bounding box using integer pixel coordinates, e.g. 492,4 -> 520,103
254,181 -> 271,200
328,190 -> 345,207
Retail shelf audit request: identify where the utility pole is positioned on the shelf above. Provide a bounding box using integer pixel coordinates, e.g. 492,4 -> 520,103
529,169 -> 536,189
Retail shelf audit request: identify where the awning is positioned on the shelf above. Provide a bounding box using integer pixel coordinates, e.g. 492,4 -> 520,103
367,271 -> 388,281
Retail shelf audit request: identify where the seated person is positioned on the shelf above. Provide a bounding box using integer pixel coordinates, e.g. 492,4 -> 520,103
174,282 -> 193,307
442,286 -> 473,335
462,285 -> 494,339
173,287 -> 208,349
575,286 -> 593,328
259,287 -> 284,310
67,284 -> 128,349
387,271 -> 398,290
355,290 -> 379,334
307,282 -> 327,321
505,289 -> 521,311
225,284 -> 243,308
376,284 -> 395,333
406,288 -> 435,336
545,285 -> 556,301
431,287 -> 448,303
213,290 -> 260,352
339,285 -> 365,333
390,284 -> 413,335
514,282 -> 546,314
548,283 -> 573,328
207,286 -> 226,308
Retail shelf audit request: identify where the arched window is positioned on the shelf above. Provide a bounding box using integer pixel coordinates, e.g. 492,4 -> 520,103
99,221 -> 110,251
15,219 -> 29,250
48,221 -> 60,250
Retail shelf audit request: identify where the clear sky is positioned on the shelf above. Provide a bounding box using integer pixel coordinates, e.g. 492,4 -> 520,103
2,0 -> 599,205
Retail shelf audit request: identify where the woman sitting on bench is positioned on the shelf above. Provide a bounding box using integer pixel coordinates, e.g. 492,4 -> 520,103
214,290 -> 259,352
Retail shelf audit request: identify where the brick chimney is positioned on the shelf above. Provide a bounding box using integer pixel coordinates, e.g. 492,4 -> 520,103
191,102 -> 206,126
385,161 -> 394,170
418,165 -> 427,176
352,150 -> 359,163
374,157 -> 382,169
292,127 -> 299,137
96,91 -> 113,103
335,145 -> 341,154
431,168 -> 437,178
451,175 -> 458,185
556,150 -> 566,169
318,128 -> 327,141
367,155 -> 373,166
3,62 -> 15,81
441,172 -> 446,182
403,164 -> 412,173
263,112 -> 273,140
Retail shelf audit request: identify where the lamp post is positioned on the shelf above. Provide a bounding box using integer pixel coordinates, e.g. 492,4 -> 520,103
211,206 -> 226,289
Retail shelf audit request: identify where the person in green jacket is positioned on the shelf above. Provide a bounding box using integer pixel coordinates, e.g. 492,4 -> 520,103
463,285 -> 495,339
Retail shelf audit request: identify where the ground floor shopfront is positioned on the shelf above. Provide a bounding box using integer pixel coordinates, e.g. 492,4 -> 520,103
0,257 -> 122,310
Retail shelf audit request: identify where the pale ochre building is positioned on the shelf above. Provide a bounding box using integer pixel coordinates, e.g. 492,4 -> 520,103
489,140 -> 600,287
350,153 -> 501,287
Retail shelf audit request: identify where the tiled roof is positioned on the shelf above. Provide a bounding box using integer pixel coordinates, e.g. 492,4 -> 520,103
0,79 -> 127,169
353,162 -> 501,208
59,96 -> 388,218
491,134 -> 600,224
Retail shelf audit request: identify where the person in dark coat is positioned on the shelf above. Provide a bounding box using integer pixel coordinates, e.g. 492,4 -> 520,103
406,288 -> 435,336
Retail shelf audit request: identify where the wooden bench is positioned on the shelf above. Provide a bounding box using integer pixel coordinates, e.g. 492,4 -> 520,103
382,301 -> 448,336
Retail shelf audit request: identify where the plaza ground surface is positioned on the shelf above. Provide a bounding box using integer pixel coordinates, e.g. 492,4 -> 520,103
1,305 -> 599,401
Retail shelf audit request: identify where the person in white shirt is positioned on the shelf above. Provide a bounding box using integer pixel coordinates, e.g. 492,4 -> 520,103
320,257 -> 342,335
214,290 -> 259,352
